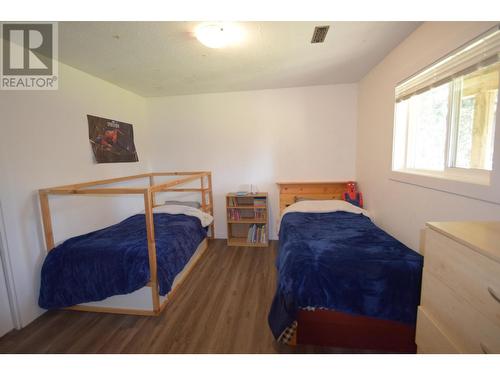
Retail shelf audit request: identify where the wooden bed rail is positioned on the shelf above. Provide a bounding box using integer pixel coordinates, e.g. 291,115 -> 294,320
41,187 -> 149,195
38,171 -> 214,316
41,171 -> 210,192
41,173 -> 153,192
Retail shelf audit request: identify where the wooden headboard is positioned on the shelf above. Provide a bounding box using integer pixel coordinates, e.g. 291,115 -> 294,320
277,181 -> 349,214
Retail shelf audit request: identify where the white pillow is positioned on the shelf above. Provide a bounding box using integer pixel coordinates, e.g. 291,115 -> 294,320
150,204 -> 214,227
282,200 -> 370,218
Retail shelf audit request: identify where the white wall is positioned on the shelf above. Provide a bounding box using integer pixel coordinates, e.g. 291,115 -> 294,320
0,62 -> 149,327
147,84 -> 358,239
356,21 -> 500,252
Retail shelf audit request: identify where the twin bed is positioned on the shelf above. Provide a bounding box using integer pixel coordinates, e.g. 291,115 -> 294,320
268,182 -> 423,352
38,172 -> 214,316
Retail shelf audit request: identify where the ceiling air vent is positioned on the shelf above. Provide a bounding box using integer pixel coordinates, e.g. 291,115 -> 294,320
311,25 -> 330,44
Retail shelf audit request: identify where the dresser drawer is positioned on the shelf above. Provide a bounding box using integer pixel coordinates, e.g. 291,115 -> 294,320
425,228 -> 500,328
421,271 -> 500,353
416,306 -> 460,353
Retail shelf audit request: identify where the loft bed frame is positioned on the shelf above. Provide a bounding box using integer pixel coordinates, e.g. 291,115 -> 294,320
38,171 -> 214,316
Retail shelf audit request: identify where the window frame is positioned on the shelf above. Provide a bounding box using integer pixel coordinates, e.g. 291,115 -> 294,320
392,74 -> 500,184
390,89 -> 500,204
392,61 -> 500,187
390,25 -> 500,205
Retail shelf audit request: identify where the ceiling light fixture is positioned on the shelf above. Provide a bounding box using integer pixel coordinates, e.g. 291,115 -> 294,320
195,22 -> 244,48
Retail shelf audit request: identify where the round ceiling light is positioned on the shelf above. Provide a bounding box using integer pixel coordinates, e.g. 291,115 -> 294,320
195,22 -> 244,48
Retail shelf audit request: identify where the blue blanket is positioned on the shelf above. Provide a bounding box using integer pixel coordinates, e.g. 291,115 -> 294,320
268,211 -> 423,339
39,213 -> 207,309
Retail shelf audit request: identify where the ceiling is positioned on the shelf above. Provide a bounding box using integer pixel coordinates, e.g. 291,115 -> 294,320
59,21 -> 421,97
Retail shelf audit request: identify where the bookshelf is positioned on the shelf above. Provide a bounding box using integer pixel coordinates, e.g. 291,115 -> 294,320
226,192 -> 269,247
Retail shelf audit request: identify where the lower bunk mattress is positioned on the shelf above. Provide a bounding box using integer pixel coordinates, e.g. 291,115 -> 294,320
39,213 -> 207,309
268,211 -> 423,343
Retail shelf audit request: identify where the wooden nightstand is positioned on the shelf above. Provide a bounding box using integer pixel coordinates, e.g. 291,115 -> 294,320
226,193 -> 269,247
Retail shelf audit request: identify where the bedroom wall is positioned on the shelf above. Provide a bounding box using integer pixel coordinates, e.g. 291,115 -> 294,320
146,84 -> 358,239
356,21 -> 500,252
0,62 -> 149,327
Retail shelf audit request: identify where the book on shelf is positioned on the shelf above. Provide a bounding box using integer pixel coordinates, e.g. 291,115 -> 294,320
228,196 -> 237,207
253,208 -> 266,219
228,208 -> 266,221
228,195 -> 267,208
246,224 -> 267,244
253,197 -> 267,207
228,208 -> 242,220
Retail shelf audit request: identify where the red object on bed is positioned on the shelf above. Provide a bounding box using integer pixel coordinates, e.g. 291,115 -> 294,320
296,309 -> 417,353
343,181 -> 364,208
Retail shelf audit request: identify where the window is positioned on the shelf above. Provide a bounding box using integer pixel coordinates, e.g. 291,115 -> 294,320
393,26 -> 500,185
451,64 -> 498,171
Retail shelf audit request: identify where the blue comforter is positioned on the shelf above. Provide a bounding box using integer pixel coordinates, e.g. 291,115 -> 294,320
268,211 -> 423,339
39,213 -> 207,309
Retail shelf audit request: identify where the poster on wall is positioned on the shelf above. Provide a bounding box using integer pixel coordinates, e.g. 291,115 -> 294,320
87,114 -> 139,163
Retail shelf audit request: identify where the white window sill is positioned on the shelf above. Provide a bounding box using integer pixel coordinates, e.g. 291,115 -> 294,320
390,169 -> 500,205
393,168 -> 490,186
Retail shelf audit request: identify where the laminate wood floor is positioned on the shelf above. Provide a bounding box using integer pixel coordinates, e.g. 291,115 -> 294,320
0,240 -> 370,354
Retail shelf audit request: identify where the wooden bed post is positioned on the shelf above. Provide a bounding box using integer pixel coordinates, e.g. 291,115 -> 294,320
200,175 -> 206,211
39,190 -> 55,251
199,173 -> 214,239
207,173 -> 214,239
144,189 -> 160,313
149,174 -> 156,207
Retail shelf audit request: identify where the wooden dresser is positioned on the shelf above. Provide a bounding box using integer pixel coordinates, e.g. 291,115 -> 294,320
416,221 -> 500,354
